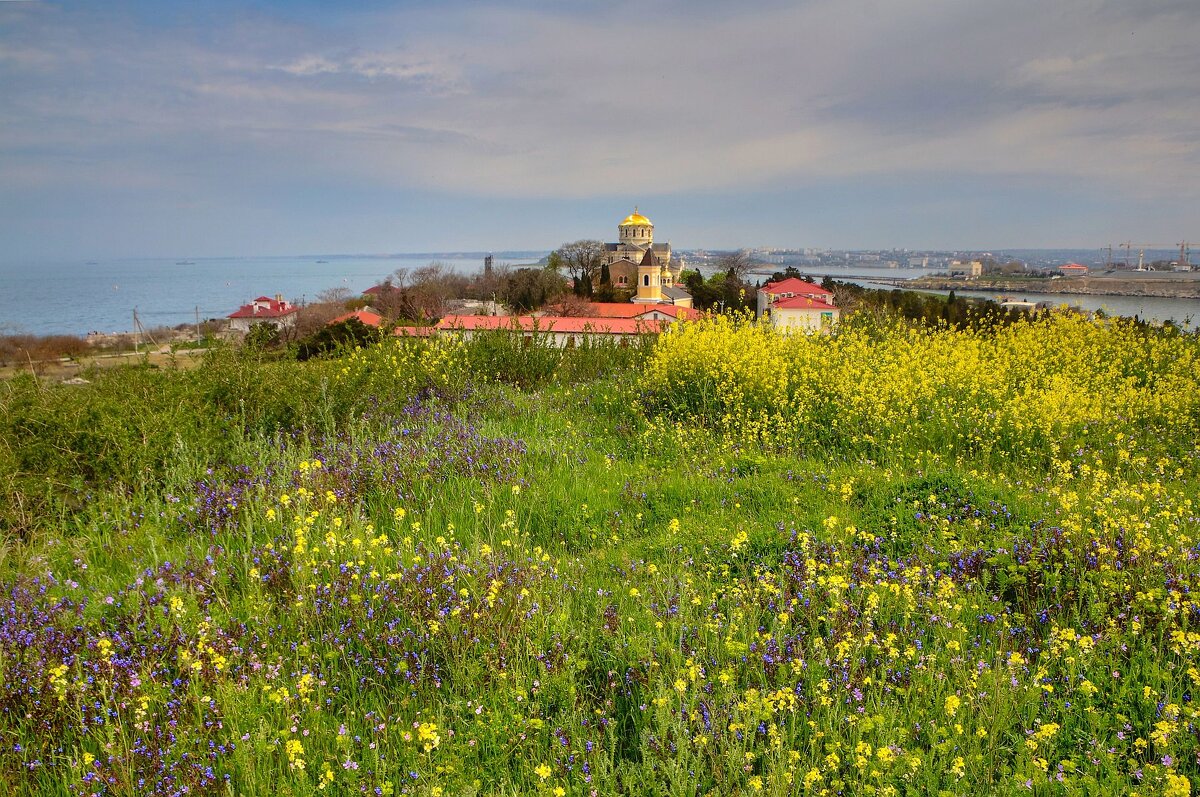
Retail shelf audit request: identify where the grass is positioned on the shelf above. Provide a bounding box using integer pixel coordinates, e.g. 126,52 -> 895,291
1,318 -> 1198,796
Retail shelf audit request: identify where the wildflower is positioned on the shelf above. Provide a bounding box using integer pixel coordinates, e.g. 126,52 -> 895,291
535,763 -> 552,780
285,739 -> 306,771
1164,773 -> 1191,797
415,721 -> 441,752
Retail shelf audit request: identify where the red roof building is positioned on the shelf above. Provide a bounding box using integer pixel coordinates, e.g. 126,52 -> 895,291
329,309 -> 383,328
227,295 -> 298,333
543,303 -> 700,321
756,278 -> 836,319
760,277 -> 833,299
1059,263 -> 1089,274
430,314 -> 670,346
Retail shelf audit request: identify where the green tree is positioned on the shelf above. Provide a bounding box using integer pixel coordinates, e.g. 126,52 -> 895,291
502,268 -> 567,313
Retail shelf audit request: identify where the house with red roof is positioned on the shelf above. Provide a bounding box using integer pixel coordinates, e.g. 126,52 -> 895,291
1059,263 -> 1089,275
227,295 -> 298,334
770,296 -> 840,333
755,278 -> 839,333
328,309 -> 383,329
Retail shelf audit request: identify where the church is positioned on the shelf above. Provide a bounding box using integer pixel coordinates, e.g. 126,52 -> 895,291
601,208 -> 692,307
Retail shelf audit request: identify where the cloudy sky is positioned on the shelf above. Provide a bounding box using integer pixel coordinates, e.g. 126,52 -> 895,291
2,0 -> 1198,260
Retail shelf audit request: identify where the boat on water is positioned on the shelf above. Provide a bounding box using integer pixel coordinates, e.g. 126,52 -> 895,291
315,259 -> 329,264
175,260 -> 196,265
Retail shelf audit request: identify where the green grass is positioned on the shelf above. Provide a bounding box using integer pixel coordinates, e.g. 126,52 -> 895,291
1,325 -> 1198,796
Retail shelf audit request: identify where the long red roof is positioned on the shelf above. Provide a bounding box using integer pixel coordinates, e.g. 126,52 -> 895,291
436,314 -> 670,334
584,303 -> 700,320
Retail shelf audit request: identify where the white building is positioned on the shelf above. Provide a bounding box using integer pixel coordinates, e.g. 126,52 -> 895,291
756,277 -> 840,333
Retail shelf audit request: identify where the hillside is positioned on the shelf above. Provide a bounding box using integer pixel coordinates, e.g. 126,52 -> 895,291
2,314 -> 1198,796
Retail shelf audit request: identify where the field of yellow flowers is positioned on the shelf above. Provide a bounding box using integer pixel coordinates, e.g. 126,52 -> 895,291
1,314 -> 1198,796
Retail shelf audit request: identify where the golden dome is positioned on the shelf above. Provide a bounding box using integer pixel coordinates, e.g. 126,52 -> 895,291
619,208 -> 652,227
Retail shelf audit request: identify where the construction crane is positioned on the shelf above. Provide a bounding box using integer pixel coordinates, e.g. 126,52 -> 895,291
1109,243 -> 1175,270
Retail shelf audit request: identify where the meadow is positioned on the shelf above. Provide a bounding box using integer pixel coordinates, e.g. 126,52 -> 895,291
1,312 -> 1198,796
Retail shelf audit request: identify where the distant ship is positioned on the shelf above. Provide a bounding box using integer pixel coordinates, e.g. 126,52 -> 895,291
175,260 -> 196,265
315,259 -> 329,264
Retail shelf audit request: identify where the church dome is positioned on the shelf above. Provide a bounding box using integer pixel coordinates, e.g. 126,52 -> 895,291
619,210 -> 652,227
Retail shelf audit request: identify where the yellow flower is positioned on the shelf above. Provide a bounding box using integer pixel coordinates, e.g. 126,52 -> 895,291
534,763 -> 552,780
1165,773 -> 1191,797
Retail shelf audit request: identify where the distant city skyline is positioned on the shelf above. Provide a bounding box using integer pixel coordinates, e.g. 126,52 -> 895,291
2,1 -> 1199,261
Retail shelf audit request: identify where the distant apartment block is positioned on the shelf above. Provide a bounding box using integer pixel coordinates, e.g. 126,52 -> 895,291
948,260 -> 983,278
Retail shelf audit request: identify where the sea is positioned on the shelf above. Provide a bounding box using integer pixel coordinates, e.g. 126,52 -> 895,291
0,254 -> 543,337
3,257 -> 1198,336
763,265 -> 1200,331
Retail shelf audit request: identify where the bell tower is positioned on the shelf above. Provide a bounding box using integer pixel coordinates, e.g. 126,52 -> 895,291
634,248 -> 664,303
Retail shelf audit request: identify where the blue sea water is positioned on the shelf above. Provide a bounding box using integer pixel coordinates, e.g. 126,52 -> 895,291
3,255 -> 1198,336
0,255 -> 541,336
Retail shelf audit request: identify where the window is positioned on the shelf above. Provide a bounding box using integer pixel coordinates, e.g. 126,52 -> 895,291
644,274 -> 650,287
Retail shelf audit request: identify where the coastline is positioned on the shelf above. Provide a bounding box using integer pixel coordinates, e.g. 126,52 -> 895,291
905,274 -> 1200,300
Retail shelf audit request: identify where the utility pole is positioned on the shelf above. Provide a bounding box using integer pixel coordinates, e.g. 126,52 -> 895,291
195,305 -> 201,343
132,309 -> 141,354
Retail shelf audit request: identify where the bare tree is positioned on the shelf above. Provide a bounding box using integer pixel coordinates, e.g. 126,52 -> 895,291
555,240 -> 607,296
715,250 -> 758,282
316,286 -> 354,304
278,301 -> 345,343
548,294 -> 598,316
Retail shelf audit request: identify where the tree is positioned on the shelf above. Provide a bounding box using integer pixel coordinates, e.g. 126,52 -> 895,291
296,317 -> 381,361
370,261 -> 463,322
502,268 -> 567,313
316,286 -> 353,304
715,250 -> 758,282
548,294 -> 598,316
554,240 -> 606,297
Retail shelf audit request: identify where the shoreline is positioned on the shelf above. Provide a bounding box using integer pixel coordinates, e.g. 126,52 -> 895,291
905,274 -> 1200,300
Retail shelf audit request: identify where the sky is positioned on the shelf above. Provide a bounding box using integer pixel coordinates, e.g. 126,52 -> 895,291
2,0 -> 1199,260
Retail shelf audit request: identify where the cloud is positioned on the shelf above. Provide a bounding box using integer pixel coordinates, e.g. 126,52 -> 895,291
271,51 -> 461,93
2,0 -> 1199,256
